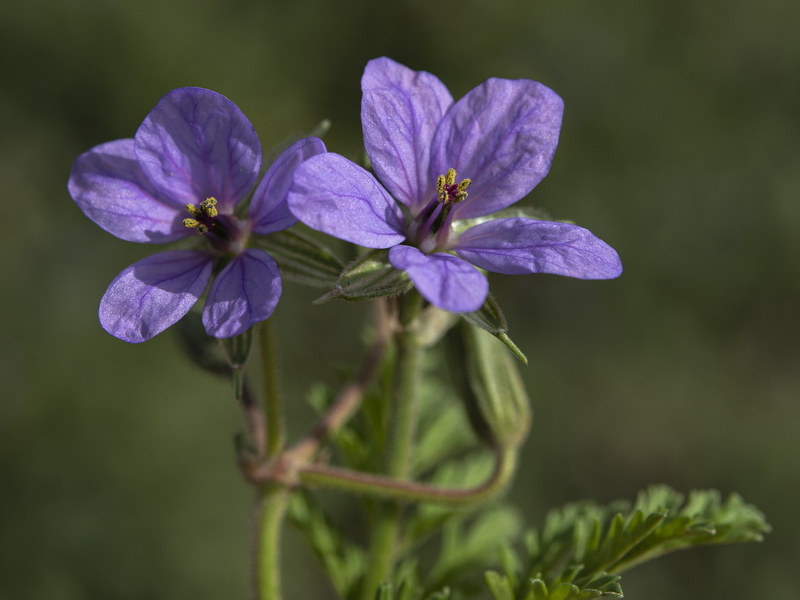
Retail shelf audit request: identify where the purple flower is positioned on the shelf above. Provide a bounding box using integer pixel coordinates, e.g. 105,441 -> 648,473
69,87 -> 325,342
288,58 -> 622,313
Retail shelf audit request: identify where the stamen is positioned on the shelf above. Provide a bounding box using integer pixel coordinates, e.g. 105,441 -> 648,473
435,168 -> 471,204
183,197 -> 219,235
200,197 -> 218,218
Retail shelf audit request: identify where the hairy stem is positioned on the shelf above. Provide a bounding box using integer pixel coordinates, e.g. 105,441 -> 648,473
360,293 -> 424,600
252,484 -> 290,600
260,318 -> 284,458
298,447 -> 516,505
290,300 -> 390,464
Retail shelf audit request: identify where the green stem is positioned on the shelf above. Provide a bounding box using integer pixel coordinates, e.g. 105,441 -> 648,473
298,447 -> 517,505
251,319 -> 288,600
260,318 -> 283,458
360,293 -> 424,600
252,484 -> 290,600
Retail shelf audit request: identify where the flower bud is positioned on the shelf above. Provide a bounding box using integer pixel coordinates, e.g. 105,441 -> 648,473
457,323 -> 532,449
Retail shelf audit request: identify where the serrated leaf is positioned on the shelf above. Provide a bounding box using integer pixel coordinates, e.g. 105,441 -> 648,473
287,491 -> 365,597
255,228 -> 344,288
509,485 -> 767,598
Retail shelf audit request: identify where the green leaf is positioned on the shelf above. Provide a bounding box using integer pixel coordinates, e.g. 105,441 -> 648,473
287,491 -> 365,598
461,294 -> 527,363
314,249 -> 412,303
505,485 -> 768,598
485,571 -> 516,600
255,228 -> 344,288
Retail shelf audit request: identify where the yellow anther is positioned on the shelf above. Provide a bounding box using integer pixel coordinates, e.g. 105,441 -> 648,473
457,179 -> 471,191
197,223 -> 209,234
183,218 -> 201,229
185,203 -> 201,216
199,197 -> 219,218
445,168 -> 457,187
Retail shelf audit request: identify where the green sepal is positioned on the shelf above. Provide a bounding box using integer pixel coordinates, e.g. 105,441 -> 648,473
253,228 -> 344,288
313,249 -> 412,304
461,293 -> 527,364
456,324 -> 532,449
219,327 -> 254,400
172,308 -> 229,376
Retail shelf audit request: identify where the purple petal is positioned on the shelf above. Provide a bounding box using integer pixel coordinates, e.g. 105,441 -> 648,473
134,87 -> 261,212
68,139 -> 188,243
202,249 -> 281,338
99,250 -> 213,343
288,153 -> 406,248
454,218 -> 623,279
389,245 -> 488,313
250,137 -> 327,234
362,57 -> 453,214
430,79 -> 563,220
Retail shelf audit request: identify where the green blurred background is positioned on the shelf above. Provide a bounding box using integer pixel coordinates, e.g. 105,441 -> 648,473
2,0 -> 798,598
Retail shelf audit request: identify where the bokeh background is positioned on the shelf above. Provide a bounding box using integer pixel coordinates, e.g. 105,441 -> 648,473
2,0 -> 798,598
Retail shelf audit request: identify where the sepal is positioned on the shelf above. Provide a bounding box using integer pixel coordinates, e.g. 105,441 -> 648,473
219,327 -> 253,400
452,206 -> 559,236
456,324 -> 532,449
172,308 -> 230,376
253,228 -> 344,288
461,294 -> 527,363
313,249 -> 413,303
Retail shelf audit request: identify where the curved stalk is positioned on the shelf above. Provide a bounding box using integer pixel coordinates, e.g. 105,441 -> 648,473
298,447 -> 517,505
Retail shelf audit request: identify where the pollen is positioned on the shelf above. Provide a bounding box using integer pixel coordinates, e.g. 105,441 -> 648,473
436,168 -> 471,204
183,197 -> 219,234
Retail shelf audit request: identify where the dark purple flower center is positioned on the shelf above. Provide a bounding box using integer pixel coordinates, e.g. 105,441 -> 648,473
410,168 -> 471,252
183,197 -> 246,255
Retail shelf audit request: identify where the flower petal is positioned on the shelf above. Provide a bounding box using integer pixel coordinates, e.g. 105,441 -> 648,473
362,57 -> 453,214
68,139 -> 187,243
202,249 -> 282,338
430,78 -> 563,220
454,218 -> 623,278
389,245 -> 488,313
99,250 -> 212,343
250,137 -> 327,234
134,87 -> 261,211
288,153 -> 406,248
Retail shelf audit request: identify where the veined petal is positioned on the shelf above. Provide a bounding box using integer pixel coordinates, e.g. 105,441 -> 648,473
430,78 -> 563,220
68,139 -> 187,243
134,87 -> 261,211
454,218 -> 623,279
99,250 -> 213,343
389,245 -> 488,313
250,137 -> 326,235
288,153 -> 406,248
202,249 -> 282,338
362,57 -> 453,213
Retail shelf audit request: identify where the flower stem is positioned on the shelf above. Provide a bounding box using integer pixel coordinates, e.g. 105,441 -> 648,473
298,447 -> 516,505
250,319 -> 288,600
260,318 -> 284,458
251,483 -> 290,600
360,292 -> 424,600
289,300 -> 390,464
